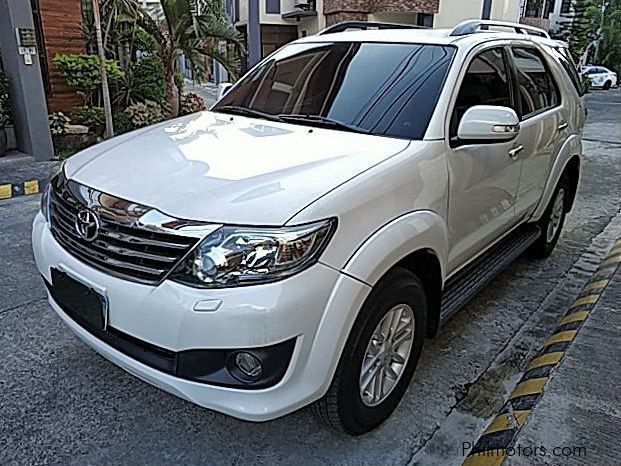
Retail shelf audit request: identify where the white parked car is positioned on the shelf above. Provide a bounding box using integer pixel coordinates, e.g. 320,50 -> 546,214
582,65 -> 618,90
33,20 -> 585,434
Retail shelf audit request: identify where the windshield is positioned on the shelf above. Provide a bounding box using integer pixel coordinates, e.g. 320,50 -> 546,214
213,42 -> 456,140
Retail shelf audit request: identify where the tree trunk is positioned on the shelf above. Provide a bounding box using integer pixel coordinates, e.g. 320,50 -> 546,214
93,0 -> 114,139
164,58 -> 180,117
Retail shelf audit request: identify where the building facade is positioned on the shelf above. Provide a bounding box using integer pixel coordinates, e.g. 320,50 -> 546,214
233,0 -> 521,69
519,0 -> 572,33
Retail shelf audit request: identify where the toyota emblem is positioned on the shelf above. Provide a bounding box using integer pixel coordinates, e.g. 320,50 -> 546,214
75,209 -> 100,241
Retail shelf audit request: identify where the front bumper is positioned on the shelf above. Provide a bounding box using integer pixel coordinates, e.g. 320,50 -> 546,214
32,213 -> 371,421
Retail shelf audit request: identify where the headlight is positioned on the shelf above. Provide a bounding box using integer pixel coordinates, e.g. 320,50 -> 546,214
170,219 -> 336,288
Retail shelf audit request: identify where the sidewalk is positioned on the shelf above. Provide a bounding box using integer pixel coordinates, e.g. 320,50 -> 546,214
504,246 -> 621,465
462,237 -> 621,466
183,79 -> 218,108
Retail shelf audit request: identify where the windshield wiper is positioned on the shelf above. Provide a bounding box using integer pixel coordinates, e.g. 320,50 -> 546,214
214,105 -> 282,122
277,114 -> 371,134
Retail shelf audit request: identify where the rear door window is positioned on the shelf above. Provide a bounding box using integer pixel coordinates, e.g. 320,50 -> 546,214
510,47 -> 560,118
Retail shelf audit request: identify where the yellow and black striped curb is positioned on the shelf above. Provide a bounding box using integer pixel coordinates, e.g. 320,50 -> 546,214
463,237 -> 621,466
0,179 -> 48,201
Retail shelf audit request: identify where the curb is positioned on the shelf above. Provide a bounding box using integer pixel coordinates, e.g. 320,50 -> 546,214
462,238 -> 621,466
0,178 -> 48,201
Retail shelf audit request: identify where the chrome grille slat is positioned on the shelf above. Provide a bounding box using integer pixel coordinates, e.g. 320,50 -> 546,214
51,214 -> 176,267
49,176 -> 201,285
101,243 -> 179,263
50,227 -> 164,283
50,224 -> 166,277
97,228 -> 190,250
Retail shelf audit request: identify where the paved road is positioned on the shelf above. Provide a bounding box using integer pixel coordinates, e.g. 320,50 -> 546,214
1,90 -> 620,465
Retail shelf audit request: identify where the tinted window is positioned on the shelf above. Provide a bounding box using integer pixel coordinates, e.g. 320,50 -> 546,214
265,0 -> 280,14
557,53 -> 584,96
214,42 -> 456,140
451,48 -> 512,137
511,47 -> 560,118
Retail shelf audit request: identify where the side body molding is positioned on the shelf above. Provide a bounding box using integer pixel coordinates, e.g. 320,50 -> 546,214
341,210 -> 449,286
530,134 -> 582,222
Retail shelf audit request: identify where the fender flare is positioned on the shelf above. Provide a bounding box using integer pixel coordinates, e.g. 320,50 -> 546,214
341,210 -> 449,286
530,134 -> 582,222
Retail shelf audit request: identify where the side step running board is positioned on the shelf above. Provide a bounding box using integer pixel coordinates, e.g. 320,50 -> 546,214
440,225 -> 541,323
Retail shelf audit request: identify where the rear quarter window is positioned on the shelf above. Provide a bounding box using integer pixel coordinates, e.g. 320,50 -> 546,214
557,53 -> 585,96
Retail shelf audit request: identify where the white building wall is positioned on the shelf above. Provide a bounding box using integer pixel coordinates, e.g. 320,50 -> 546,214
237,0 -> 522,37
236,0 -> 325,36
435,0 -> 520,28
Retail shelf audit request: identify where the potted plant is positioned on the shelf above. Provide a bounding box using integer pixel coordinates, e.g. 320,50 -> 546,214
0,71 -> 12,157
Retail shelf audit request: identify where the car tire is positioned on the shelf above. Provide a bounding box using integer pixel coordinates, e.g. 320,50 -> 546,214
603,80 -> 612,90
312,267 -> 427,435
529,174 -> 570,259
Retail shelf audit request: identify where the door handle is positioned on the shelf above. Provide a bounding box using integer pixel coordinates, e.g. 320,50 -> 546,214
509,145 -> 524,159
558,121 -> 568,131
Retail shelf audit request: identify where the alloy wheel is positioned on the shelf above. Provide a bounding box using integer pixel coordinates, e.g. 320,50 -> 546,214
359,304 -> 415,407
546,188 -> 565,243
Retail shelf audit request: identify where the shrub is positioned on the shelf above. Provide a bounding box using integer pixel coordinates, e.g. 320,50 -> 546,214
49,112 -> 71,136
113,112 -> 134,135
133,28 -> 159,56
53,54 -> 124,104
124,102 -> 165,128
71,106 -> 106,132
115,54 -> 166,107
180,92 -> 206,115
0,72 -> 11,129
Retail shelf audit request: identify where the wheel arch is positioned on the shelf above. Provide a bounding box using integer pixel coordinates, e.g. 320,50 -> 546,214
531,135 -> 582,222
341,210 -> 449,338
563,154 -> 580,213
394,249 -> 443,337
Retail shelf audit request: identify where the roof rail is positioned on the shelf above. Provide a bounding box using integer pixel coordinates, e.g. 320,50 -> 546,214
317,21 -> 427,36
450,20 -> 550,38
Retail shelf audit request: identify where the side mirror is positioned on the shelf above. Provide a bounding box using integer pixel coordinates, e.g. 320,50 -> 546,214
216,82 -> 233,101
458,105 -> 520,143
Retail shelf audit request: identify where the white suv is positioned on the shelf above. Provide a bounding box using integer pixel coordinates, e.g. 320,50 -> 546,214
33,20 -> 585,434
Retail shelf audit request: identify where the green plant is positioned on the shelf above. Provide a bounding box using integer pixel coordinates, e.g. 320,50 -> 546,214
71,106 -> 106,130
115,53 -> 166,107
581,75 -> 593,92
124,101 -> 165,128
133,27 -> 159,55
53,54 -> 124,105
0,72 -> 12,129
180,92 -> 206,115
113,111 -> 134,134
48,112 -> 71,136
175,70 -> 185,94
149,0 -> 244,115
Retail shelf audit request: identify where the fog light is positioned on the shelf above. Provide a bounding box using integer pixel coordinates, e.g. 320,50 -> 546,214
234,352 -> 263,379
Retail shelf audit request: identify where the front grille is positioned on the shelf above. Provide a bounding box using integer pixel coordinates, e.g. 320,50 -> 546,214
48,175 -> 200,285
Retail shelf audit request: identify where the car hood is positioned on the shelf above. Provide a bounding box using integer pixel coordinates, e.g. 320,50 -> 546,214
65,111 -> 410,225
